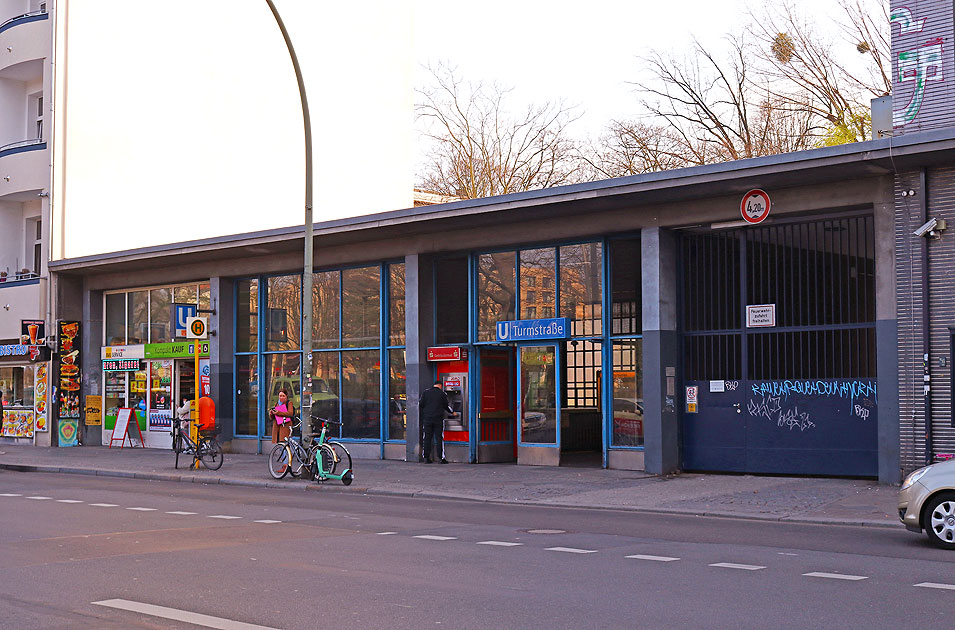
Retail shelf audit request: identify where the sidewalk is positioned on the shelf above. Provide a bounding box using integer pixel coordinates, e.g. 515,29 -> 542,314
0,444 -> 901,529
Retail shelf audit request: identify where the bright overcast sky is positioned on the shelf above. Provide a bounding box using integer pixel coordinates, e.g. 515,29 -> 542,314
53,0 -> 855,259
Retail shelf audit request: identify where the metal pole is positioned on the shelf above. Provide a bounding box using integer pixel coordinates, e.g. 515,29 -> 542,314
265,0 -> 313,440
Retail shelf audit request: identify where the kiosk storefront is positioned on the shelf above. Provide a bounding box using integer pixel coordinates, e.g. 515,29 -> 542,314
0,344 -> 50,444
101,342 -> 210,449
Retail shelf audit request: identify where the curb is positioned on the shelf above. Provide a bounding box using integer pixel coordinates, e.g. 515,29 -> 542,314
0,462 -> 900,530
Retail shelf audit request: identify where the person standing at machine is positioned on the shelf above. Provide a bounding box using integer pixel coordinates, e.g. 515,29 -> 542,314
419,378 -> 453,464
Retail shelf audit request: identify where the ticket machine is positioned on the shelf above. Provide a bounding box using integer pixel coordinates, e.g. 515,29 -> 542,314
441,372 -> 468,462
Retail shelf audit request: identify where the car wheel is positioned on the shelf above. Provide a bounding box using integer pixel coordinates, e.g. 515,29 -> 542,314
923,492 -> 955,549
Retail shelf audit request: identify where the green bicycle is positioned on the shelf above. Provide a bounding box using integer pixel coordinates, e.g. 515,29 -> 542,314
267,415 -> 353,485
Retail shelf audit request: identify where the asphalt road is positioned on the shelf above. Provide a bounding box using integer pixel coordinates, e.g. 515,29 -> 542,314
0,471 -> 952,630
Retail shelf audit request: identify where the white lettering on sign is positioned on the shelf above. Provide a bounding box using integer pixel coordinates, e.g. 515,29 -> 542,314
746,304 -> 776,328
740,189 -> 771,224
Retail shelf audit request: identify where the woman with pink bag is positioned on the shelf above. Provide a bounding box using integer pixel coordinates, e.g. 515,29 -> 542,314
269,388 -> 296,444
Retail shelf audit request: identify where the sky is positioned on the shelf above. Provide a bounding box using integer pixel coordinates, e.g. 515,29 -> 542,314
52,0 -> 852,259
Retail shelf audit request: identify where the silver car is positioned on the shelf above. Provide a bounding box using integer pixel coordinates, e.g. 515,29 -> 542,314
898,458 -> 955,549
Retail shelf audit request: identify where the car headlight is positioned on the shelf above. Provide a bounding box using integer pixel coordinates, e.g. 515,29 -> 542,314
901,466 -> 930,491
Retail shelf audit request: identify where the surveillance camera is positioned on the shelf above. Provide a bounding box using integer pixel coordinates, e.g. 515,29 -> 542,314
914,217 -> 941,238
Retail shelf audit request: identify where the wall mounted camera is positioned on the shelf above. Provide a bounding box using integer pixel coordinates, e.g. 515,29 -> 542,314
914,217 -> 946,239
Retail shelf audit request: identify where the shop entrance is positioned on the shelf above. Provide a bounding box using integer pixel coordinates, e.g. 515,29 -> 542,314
476,346 -> 516,463
517,344 -> 560,466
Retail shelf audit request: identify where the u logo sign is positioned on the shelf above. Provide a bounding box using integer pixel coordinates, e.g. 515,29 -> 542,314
497,322 -> 509,340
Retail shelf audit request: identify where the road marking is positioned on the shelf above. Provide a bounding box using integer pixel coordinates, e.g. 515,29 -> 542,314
253,520 -> 282,524
166,511 -> 197,515
915,582 -> 955,591
413,535 -> 456,541
89,503 -> 118,507
26,496 -> 52,500
710,563 -> 765,571
376,531 -> 397,535
0,493 -> 23,497
477,541 -> 524,547
626,554 -> 680,562
803,572 -> 868,581
126,507 -> 157,511
546,547 -> 597,554
208,515 -> 242,520
56,499 -> 84,503
92,599 -> 279,630
777,552 -> 799,556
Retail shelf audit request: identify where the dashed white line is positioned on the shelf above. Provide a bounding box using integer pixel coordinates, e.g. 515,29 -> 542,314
26,496 -> 52,500
477,541 -> 524,547
0,493 -> 23,497
253,520 -> 282,524
166,511 -> 197,515
915,582 -> 955,591
89,503 -> 118,507
56,499 -> 84,503
208,515 -> 242,520
413,535 -> 457,541
92,598 -> 280,630
803,572 -> 868,581
777,552 -> 799,556
710,563 -> 765,571
376,531 -> 397,535
546,547 -> 597,554
626,554 -> 680,562
126,507 -> 157,512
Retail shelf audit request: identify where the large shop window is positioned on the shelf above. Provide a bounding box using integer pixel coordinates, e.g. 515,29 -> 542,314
611,340 -> 643,447
0,366 -> 34,408
435,256 -> 469,345
267,276 -> 301,352
477,252 -> 516,342
560,243 -> 603,337
343,267 -> 380,348
104,283 -> 210,345
520,248 -> 556,320
610,238 -> 641,336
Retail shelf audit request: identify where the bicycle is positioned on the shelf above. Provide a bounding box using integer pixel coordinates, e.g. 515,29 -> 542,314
171,418 -> 224,470
267,414 -> 353,485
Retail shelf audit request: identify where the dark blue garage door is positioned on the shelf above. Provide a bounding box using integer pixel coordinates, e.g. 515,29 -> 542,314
680,216 -> 878,477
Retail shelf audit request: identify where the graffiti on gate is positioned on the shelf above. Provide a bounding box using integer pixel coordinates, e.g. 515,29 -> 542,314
747,380 -> 877,432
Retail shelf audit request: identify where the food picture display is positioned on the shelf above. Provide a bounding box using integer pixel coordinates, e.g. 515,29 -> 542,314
1,409 -> 35,438
57,321 -> 82,430
34,364 -> 48,431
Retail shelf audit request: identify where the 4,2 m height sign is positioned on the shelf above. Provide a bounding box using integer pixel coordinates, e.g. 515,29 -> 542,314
740,189 -> 771,224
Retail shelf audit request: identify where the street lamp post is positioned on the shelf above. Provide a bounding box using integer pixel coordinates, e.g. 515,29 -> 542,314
264,0 -> 313,440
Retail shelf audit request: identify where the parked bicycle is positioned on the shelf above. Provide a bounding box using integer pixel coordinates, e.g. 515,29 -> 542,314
171,417 -> 224,470
268,414 -> 353,485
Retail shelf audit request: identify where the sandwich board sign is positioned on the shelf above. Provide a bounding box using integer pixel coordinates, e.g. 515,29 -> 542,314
108,408 -> 144,448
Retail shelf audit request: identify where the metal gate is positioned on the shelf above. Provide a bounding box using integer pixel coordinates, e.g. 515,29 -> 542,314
680,215 -> 878,476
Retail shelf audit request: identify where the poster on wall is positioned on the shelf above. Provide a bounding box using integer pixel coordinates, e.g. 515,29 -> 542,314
85,395 -> 102,426
149,411 -> 173,431
201,359 -> 210,396
57,321 -> 81,447
2,409 -> 35,438
58,418 -> 78,447
34,364 -> 49,432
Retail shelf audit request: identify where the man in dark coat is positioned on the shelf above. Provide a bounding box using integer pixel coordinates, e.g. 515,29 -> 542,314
419,378 -> 452,464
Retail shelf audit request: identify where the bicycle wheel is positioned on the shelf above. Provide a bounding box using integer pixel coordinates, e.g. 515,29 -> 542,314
199,438 -> 224,470
268,442 -> 290,479
327,441 -> 352,476
173,435 -> 182,469
287,443 -> 307,478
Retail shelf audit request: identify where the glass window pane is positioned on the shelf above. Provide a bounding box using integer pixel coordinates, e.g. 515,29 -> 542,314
127,290 -> 148,345
478,251 -> 516,342
388,349 -> 406,440
435,256 -> 469,344
310,351 -> 340,428
267,275 -> 301,351
104,371 -> 126,431
611,340 -> 643,447
342,267 -> 380,348
149,287 -> 173,343
520,248 -> 555,320
341,350 -> 380,439
127,366 -> 148,431
235,355 -> 258,436
236,279 -> 258,353
174,285 -> 197,304
610,238 -> 642,336
265,353 -> 301,416
564,339 -> 602,408
198,283 -> 211,311
312,270 -> 340,349
520,346 -> 556,444
560,242 -> 603,337
105,293 -> 126,345
389,264 -> 405,346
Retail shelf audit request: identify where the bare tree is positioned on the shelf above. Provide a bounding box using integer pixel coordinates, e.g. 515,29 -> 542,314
578,121 -> 693,179
416,63 -> 582,199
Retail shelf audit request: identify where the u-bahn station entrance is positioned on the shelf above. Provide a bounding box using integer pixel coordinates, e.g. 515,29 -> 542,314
51,128 -> 955,484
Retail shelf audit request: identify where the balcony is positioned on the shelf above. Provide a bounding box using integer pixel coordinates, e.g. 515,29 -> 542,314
0,140 -> 47,198
0,11 -> 49,74
0,276 -> 44,333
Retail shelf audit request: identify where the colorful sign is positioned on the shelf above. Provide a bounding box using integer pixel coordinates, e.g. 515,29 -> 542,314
200,359 -> 211,396
34,364 -> 48,431
0,344 -> 45,360
186,316 -> 208,339
85,394 -> 102,426
427,346 -> 466,361
143,341 -> 209,359
891,4 -> 952,130
496,318 -> 570,342
1,409 -> 34,438
102,359 -> 141,371
740,189 -> 771,224
102,345 -> 145,360
58,418 -> 78,447
149,410 -> 173,431
686,386 -> 699,414
174,303 -> 197,337
20,319 -> 45,345
57,321 -> 81,420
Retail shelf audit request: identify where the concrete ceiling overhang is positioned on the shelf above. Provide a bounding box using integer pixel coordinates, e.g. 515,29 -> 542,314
49,127 -> 955,278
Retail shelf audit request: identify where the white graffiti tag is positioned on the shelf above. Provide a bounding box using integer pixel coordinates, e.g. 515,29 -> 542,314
778,406 -> 815,432
748,395 -> 815,432
854,405 -> 870,420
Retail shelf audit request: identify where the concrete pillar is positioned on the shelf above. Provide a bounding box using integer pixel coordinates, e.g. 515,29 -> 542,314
210,277 -> 234,443
80,284 -> 103,447
642,228 -> 681,475
404,253 -> 434,462
874,177 -> 900,484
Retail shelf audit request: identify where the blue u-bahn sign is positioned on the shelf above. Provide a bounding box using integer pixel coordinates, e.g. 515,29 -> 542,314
496,317 -> 570,342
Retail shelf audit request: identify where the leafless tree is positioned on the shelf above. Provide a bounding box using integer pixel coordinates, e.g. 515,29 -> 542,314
577,121 -> 693,179
416,63 -> 582,199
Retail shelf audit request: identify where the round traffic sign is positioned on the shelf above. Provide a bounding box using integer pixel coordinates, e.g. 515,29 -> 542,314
740,189 -> 771,224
